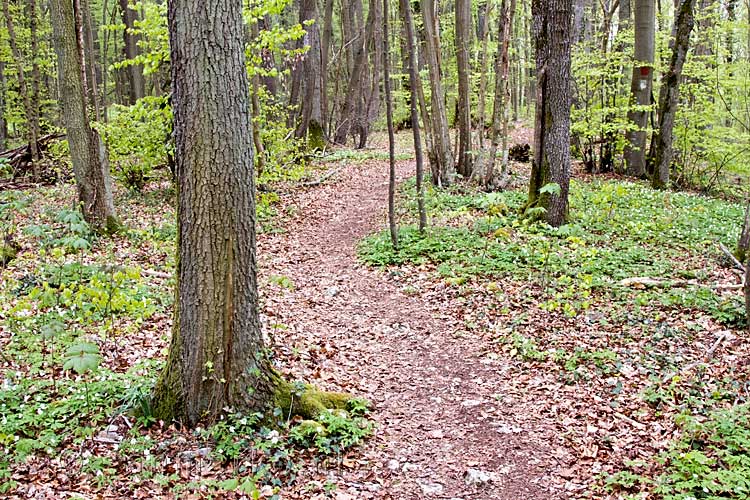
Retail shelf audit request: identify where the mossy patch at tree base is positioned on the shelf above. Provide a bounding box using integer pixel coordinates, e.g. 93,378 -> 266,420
273,380 -> 351,420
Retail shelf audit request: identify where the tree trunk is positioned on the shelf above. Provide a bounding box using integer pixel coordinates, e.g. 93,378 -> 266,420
480,0 -> 515,188
400,0 -> 427,231
152,0 -> 347,426
383,0 -> 398,250
737,201 -> 750,261
2,0 -> 40,179
0,62 -> 7,150
420,0 -> 455,186
295,0 -> 326,150
119,0 -> 146,103
50,0 -> 118,232
476,2 -> 493,146
78,0 -> 101,121
623,0 -> 655,177
455,0 -> 473,177
526,0 -> 573,227
651,0 -> 697,189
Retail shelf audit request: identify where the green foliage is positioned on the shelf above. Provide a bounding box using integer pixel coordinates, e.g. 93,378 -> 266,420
608,404 -> 750,499
62,342 -> 101,375
360,178 -> 744,323
96,96 -> 173,193
289,403 -> 374,455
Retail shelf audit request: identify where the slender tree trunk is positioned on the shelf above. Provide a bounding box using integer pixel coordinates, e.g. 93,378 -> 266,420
321,0 -> 334,131
0,62 -> 6,150
623,0 -> 655,177
29,0 -> 42,158
50,0 -> 118,231
119,0 -> 146,103
526,0 -> 573,227
737,201 -> 750,261
2,0 -> 40,179
383,0 -> 398,250
79,0 -> 101,121
476,2 -> 493,146
455,0 -> 473,177
652,0 -> 697,189
420,0 -> 455,186
400,0 -> 427,231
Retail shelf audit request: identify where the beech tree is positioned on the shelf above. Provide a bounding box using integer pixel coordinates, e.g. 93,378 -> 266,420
525,0 -> 573,227
50,0 -> 118,232
151,0 -> 348,426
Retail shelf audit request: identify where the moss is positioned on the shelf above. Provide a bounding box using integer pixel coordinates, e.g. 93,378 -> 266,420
307,120 -> 326,152
103,215 -> 125,235
273,379 -> 351,419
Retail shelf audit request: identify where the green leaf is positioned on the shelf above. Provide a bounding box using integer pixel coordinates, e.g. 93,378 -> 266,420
62,342 -> 101,375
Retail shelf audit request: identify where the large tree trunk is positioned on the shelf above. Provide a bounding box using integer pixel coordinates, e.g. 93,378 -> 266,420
623,0 -> 655,177
118,0 -> 146,103
455,0 -> 473,177
652,0 -> 697,189
400,0 -> 427,231
152,0 -> 347,426
526,0 -> 573,227
50,0 -> 118,232
2,0 -> 40,179
152,0 -> 278,425
420,0 -> 455,186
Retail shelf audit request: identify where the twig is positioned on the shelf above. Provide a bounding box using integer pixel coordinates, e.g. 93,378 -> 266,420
719,241 -> 745,272
141,269 -> 172,279
302,167 -> 341,187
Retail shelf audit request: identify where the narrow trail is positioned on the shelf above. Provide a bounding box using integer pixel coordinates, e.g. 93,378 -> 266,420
259,160 -> 569,499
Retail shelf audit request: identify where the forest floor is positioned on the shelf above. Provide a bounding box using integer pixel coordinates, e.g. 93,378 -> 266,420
258,155 -> 570,499
2,128 -> 750,499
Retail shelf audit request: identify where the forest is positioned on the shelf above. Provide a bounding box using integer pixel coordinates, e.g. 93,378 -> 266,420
1,0 -> 750,498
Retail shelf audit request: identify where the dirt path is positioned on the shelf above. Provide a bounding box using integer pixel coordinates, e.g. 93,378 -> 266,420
259,160 -> 570,499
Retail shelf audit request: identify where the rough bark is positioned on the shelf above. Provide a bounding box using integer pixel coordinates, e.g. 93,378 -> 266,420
623,0 -> 655,177
2,0 -> 40,179
652,0 -> 697,189
400,0 -> 427,231
119,0 -> 146,103
151,0 -> 349,427
526,0 -> 573,227
455,0 -> 473,177
50,0 -> 118,232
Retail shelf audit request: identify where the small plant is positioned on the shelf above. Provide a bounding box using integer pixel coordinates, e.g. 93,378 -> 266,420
63,342 -> 102,410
